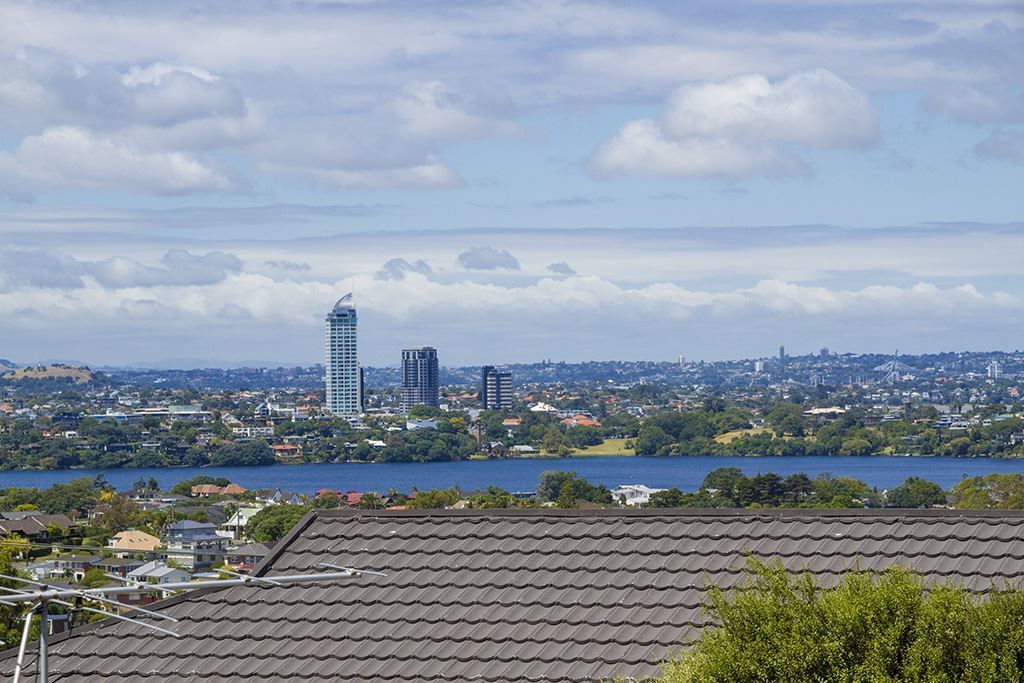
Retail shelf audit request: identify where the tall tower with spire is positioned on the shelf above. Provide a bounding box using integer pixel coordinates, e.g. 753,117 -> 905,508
325,293 -> 362,417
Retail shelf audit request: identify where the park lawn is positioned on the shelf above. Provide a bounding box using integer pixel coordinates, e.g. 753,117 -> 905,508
575,438 -> 634,456
714,427 -> 772,444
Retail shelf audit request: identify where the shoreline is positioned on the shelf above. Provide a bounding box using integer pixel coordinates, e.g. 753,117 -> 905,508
0,451 -> 1019,475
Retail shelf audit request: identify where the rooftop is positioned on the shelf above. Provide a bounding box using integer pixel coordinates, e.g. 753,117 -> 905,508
6,508 -> 1024,681
331,293 -> 355,313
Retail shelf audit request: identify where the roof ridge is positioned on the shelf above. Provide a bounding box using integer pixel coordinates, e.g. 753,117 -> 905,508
314,508 -> 1024,519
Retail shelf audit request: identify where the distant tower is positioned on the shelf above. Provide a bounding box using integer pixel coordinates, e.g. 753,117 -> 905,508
325,294 -> 362,416
778,346 -> 786,374
754,360 -> 765,373
401,347 -> 439,412
988,361 -> 1003,380
481,366 -> 513,410
874,351 -> 913,384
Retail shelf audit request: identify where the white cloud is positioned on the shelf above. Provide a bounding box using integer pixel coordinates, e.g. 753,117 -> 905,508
12,126 -> 238,194
590,118 -> 809,178
393,81 -> 519,141
122,62 -> 219,87
926,85 -> 1024,125
0,249 -> 242,291
273,160 -> 460,190
590,69 -> 878,179
0,268 -> 1017,365
1,224 -> 1022,365
662,70 -> 878,148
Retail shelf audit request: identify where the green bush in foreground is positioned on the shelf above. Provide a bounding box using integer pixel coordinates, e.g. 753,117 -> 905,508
662,560 -> 1024,683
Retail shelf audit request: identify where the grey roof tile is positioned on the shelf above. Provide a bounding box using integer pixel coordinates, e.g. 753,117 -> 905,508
8,508 -> 1024,681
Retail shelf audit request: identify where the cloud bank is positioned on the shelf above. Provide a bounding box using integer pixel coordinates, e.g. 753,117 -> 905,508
590,70 -> 878,178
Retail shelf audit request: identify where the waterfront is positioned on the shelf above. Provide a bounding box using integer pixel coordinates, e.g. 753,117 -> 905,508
2,455 -> 1024,494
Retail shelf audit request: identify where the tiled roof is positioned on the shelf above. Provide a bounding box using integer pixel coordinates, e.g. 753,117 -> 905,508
7,508 -> 1024,681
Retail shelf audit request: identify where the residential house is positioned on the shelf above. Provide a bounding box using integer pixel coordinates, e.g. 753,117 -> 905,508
190,484 -> 223,498
53,553 -> 102,581
610,484 -> 667,506
190,483 -> 247,498
0,512 -> 75,541
164,520 -> 227,571
109,529 -> 162,556
24,559 -> 61,581
127,560 -> 190,589
271,443 -> 302,462
255,488 -> 302,506
218,505 -> 265,541
561,414 -> 602,428
92,556 -> 145,578
224,543 -> 272,573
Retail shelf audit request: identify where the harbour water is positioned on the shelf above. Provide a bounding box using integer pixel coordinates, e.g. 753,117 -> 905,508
2,455 -> 1023,494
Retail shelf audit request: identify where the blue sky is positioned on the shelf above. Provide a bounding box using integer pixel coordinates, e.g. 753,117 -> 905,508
0,0 -> 1022,366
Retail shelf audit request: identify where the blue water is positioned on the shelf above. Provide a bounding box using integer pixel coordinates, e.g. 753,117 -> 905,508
1,456 -> 1023,494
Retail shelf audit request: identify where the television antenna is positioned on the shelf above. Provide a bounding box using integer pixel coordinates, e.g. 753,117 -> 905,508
0,564 -> 385,683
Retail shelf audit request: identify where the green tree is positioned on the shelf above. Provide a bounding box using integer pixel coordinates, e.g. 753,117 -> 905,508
886,477 -> 947,508
541,426 -> 571,455
358,492 -> 386,509
661,560 -> 1024,683
209,441 -> 275,467
952,474 -> 1024,509
245,504 -> 309,542
407,488 -> 460,509
536,470 -> 612,505
634,425 -> 672,456
555,481 -> 578,509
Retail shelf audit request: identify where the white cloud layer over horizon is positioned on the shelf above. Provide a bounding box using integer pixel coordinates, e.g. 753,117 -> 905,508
2,224 -> 1022,367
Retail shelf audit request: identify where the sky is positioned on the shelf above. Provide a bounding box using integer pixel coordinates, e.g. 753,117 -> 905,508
0,0 -> 1022,367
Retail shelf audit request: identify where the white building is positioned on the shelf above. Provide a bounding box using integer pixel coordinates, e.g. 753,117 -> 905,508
127,560 -> 191,591
325,293 -> 362,417
218,505 -> 266,540
164,520 -> 228,571
611,484 -> 667,507
988,361 -> 1003,380
232,426 -> 275,438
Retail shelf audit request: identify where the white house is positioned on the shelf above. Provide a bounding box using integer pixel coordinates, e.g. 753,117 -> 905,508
127,560 -> 191,590
218,505 -> 266,540
611,484 -> 667,507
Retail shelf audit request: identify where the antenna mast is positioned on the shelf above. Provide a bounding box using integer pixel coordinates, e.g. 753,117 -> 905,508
1,565 -> 385,683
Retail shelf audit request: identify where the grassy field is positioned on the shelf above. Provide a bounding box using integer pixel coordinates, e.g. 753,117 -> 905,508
575,438 -> 634,456
714,427 -> 772,444
2,364 -> 95,384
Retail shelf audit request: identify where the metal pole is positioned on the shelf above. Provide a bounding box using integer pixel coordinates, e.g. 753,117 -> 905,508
12,611 -> 33,683
37,601 -> 48,683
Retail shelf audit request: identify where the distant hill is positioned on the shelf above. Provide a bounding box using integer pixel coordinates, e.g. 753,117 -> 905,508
1,364 -> 96,384
0,359 -> 17,372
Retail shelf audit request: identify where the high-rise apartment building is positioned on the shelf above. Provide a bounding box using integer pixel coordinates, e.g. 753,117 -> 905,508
988,360 -> 1003,380
325,294 -> 362,416
401,347 -> 439,412
481,366 -> 513,410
